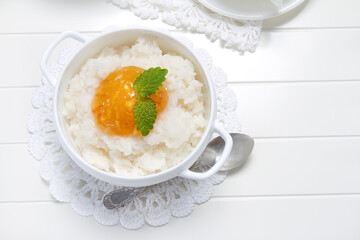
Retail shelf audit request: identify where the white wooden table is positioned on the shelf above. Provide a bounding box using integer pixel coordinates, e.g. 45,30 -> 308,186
1,0 -> 360,239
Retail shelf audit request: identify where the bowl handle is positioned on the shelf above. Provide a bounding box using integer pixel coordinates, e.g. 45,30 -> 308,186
179,123 -> 233,180
40,31 -> 89,87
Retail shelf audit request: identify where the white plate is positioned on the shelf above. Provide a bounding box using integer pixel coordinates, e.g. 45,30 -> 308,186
198,0 -> 304,20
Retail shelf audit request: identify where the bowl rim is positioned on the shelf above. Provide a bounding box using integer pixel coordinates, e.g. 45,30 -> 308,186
52,27 -> 218,186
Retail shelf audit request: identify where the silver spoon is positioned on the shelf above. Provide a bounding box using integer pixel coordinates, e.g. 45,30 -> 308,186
201,133 -> 254,171
103,133 -> 254,209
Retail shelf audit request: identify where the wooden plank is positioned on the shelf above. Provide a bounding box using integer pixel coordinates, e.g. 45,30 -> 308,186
215,137 -> 360,196
1,0 -> 360,34
180,29 -> 360,83
0,35 -> 54,87
1,197 -> 360,239
233,82 -> 360,137
2,29 -> 360,88
1,81 -> 360,144
263,0 -> 360,29
2,136 -> 360,202
0,34 -> 90,88
0,0 -> 168,34
0,144 -> 51,202
0,88 -> 33,143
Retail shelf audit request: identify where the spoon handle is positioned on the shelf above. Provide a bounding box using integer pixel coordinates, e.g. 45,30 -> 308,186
103,187 -> 146,209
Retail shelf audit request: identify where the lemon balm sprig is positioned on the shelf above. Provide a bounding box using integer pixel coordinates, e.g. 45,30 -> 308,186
133,67 -> 168,136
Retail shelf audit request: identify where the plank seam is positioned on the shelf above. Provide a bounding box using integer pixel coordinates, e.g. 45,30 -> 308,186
1,27 -> 360,35
3,79 -> 360,90
2,193 -> 360,204
3,135 -> 360,146
227,79 -> 360,85
212,193 -> 360,199
263,26 -> 360,32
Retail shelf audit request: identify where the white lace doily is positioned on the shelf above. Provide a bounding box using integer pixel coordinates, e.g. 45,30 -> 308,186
27,28 -> 241,229
107,0 -> 262,53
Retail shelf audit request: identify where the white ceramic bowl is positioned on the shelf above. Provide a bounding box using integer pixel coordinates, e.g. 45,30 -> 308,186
40,27 -> 233,187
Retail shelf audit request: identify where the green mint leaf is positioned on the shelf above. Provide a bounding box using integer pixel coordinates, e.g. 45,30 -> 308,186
134,97 -> 157,136
133,67 -> 168,98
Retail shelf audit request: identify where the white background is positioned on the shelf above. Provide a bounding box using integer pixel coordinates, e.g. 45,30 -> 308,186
1,0 -> 360,239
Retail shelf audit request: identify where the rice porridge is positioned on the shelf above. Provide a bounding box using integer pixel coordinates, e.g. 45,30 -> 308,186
63,38 -> 206,176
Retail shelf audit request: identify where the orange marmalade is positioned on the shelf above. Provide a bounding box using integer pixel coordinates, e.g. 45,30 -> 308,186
91,66 -> 168,136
